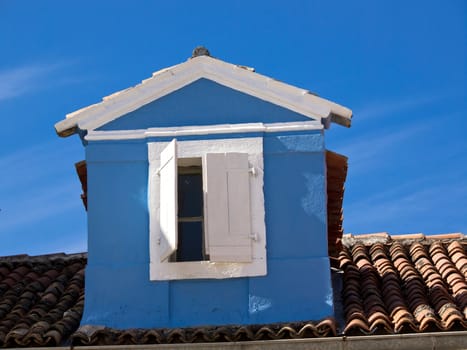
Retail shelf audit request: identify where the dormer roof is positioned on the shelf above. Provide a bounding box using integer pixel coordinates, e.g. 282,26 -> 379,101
55,53 -> 352,137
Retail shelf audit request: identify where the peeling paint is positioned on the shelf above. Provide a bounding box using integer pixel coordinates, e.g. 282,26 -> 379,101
301,173 -> 325,220
249,295 -> 272,314
325,289 -> 333,307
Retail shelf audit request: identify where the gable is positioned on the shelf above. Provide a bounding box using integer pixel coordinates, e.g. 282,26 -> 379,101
55,54 -> 352,137
97,79 -> 311,131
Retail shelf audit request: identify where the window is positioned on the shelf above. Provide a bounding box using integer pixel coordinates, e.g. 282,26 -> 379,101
149,137 -> 266,280
176,159 -> 204,262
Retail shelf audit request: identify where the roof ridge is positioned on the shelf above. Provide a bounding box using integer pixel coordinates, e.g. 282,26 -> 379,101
341,232 -> 465,247
0,251 -> 87,262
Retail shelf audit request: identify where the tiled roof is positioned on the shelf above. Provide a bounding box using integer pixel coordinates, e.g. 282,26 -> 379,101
0,233 -> 465,347
0,253 -> 85,347
71,319 -> 336,346
339,233 -> 467,335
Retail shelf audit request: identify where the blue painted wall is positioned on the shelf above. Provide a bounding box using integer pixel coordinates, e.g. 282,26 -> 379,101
97,78 -> 311,130
80,81 -> 333,329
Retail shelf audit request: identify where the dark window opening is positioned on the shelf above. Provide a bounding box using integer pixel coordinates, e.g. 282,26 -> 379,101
174,160 -> 206,262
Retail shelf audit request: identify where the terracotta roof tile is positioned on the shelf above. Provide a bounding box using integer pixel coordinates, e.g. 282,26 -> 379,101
339,233 -> 467,335
71,319 -> 337,346
0,253 -> 86,347
1,233 -> 466,346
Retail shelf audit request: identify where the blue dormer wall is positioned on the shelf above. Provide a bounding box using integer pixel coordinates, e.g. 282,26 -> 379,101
97,79 -> 311,130
81,81 -> 333,329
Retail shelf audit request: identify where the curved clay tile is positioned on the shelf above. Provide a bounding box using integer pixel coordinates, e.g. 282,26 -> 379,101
369,317 -> 393,334
438,302 -> 464,324
0,254 -> 86,347
276,325 -> 297,339
4,327 -> 29,347
444,312 -> 467,330
367,311 -> 391,326
0,266 -> 11,278
123,332 -> 144,345
316,318 -> 337,336
11,266 -> 29,277
413,304 -> 439,331
343,318 -> 371,335
412,242 -> 467,327
448,244 -> 467,276
394,315 -> 418,333
140,329 -> 163,344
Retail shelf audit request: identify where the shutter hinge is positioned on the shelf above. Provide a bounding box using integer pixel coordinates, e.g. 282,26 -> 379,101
250,233 -> 258,241
249,167 -> 257,176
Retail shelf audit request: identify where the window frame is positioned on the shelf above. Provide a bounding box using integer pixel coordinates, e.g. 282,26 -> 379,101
148,137 -> 267,281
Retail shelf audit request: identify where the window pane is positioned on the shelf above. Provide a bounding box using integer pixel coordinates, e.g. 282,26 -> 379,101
178,173 -> 203,217
177,221 -> 204,262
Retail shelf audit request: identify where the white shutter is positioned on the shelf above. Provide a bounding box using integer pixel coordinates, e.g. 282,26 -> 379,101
159,139 -> 178,261
203,152 -> 252,262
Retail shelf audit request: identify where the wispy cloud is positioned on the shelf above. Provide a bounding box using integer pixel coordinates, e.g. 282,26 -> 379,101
0,61 -> 83,101
0,179 -> 82,232
327,92 -> 466,235
345,173 -> 467,234
332,119 -> 436,175
0,139 -> 84,233
353,92 -> 448,122
0,139 -> 83,193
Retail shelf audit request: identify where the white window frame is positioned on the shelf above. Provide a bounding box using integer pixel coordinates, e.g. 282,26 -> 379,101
148,137 -> 266,280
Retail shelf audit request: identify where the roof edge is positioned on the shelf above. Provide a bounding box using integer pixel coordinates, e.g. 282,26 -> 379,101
55,55 -> 352,137
0,252 -> 87,262
342,232 -> 465,247
71,330 -> 467,350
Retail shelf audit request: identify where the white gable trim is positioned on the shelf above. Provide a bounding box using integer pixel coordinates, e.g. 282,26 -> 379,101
55,56 -> 352,136
85,121 -> 323,141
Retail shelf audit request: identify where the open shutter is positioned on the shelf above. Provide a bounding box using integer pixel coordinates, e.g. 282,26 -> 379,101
159,139 -> 178,261
203,153 -> 252,262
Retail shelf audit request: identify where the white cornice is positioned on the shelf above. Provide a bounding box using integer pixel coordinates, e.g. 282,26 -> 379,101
56,55 -> 352,137
85,121 -> 324,141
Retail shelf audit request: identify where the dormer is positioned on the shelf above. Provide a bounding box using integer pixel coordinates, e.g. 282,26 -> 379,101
56,48 -> 352,329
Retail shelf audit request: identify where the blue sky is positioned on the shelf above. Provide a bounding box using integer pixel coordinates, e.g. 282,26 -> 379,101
0,1 -> 465,256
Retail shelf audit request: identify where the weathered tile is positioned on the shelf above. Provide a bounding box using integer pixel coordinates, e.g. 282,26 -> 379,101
0,253 -> 85,347
340,233 -> 467,335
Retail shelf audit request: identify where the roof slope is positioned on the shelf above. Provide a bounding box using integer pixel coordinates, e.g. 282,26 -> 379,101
72,320 -> 336,346
55,54 -> 352,137
0,233 -> 465,347
339,233 -> 467,335
0,253 -> 85,347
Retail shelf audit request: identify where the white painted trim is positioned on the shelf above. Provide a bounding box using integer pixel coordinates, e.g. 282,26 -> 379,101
148,137 -> 266,280
55,55 -> 352,136
85,121 -> 323,141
